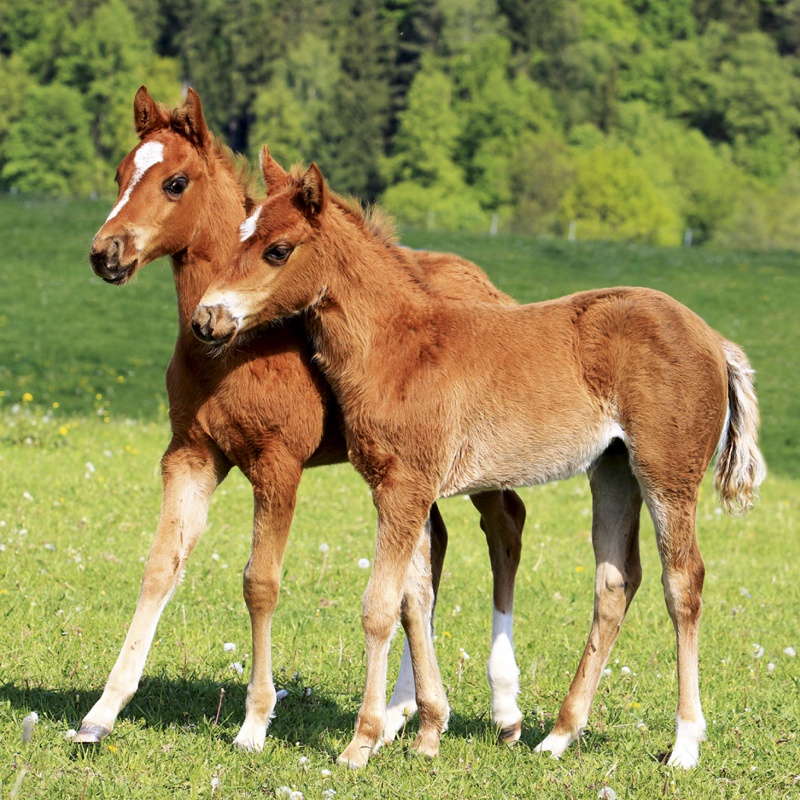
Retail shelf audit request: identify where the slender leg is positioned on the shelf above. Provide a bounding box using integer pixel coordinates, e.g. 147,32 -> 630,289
397,520 -> 449,758
536,444 -> 642,758
233,453 -> 303,752
338,495 -> 441,768
471,490 -> 526,744
384,502 -> 448,744
648,496 -> 706,768
75,441 -> 227,743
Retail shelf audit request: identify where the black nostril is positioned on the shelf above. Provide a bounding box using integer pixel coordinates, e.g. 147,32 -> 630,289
191,318 -> 206,340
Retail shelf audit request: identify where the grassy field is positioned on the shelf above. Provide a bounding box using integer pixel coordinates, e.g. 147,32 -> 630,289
1,194 -> 798,798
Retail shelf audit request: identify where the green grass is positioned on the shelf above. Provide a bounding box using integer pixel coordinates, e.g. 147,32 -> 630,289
1,195 -> 798,798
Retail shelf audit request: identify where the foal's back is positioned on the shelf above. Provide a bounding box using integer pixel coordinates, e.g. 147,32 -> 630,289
396,287 -> 730,497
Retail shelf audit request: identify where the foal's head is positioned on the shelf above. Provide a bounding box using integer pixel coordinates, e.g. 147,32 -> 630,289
90,86 -> 246,285
193,149 -> 352,346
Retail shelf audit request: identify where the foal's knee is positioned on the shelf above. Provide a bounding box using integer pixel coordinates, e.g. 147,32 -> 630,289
243,564 -> 280,614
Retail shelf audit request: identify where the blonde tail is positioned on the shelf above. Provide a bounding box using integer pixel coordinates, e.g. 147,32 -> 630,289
713,341 -> 767,514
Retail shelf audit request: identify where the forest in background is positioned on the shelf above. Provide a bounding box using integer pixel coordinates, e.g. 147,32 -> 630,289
3,0 -> 800,248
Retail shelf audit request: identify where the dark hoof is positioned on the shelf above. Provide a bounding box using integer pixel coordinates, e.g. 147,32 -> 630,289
499,720 -> 522,745
73,724 -> 111,745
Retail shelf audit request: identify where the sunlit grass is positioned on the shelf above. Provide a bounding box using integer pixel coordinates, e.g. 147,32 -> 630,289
1,195 -> 798,797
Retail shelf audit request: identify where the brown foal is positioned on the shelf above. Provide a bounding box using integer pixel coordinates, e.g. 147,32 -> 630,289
193,155 -> 766,768
76,88 -> 527,751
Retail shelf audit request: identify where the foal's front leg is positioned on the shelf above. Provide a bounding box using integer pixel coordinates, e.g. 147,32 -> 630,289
75,442 -> 227,743
339,496 -> 444,768
232,455 -> 303,752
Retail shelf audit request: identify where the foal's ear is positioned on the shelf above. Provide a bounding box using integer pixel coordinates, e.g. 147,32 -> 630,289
180,87 -> 211,149
133,86 -> 168,139
259,145 -> 290,195
299,163 -> 326,216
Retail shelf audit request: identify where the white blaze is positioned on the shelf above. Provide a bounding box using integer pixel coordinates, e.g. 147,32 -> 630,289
106,141 -> 165,222
239,205 -> 262,242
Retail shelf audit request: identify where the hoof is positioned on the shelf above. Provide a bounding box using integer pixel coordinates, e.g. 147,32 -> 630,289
73,724 -> 111,745
498,719 -> 522,746
411,731 -> 440,759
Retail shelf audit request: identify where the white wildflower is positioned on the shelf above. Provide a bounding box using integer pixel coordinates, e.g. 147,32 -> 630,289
358,558 -> 370,569
752,643 -> 765,659
620,666 -> 632,675
224,642 -> 237,652
320,768 -> 331,778
276,689 -> 289,702
65,728 -> 77,740
322,791 -> 337,799
767,662 -> 776,673
784,646 -> 796,658
603,668 -> 612,678
21,712 -> 38,745
459,649 -> 470,661
319,543 -> 329,553
22,491 -> 33,501
598,788 -> 618,800
230,662 -> 244,676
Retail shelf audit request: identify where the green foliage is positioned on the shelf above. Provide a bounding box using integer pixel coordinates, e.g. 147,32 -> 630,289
561,143 -> 681,245
1,85 -> 98,195
3,0 -> 800,246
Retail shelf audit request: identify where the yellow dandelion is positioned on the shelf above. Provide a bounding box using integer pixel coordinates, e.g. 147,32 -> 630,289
95,393 -> 103,400
22,392 -> 33,402
576,565 -> 585,573
52,402 -> 59,409
117,375 -> 126,383
59,426 -> 69,436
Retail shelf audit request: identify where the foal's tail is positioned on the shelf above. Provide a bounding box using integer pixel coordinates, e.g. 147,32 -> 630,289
713,340 -> 767,515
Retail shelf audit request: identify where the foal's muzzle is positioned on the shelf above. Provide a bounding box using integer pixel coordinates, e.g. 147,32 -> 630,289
90,235 -> 138,285
191,304 -> 239,347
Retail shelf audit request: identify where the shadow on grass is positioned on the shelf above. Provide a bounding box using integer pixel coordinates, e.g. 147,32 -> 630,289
0,676 -> 356,751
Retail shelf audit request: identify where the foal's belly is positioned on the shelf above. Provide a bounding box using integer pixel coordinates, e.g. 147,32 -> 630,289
439,418 -> 625,497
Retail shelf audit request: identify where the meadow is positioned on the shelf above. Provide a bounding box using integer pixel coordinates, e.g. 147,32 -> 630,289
0,194 -> 798,798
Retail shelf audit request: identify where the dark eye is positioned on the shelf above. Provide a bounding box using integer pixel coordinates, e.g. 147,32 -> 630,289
263,243 -> 293,265
164,176 -> 188,197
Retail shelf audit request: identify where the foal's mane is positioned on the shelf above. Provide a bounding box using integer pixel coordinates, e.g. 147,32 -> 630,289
285,164 -> 398,247
157,101 -> 259,202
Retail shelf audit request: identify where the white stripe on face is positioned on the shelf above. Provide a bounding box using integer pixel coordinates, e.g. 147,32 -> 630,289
239,205 -> 262,242
106,141 -> 165,222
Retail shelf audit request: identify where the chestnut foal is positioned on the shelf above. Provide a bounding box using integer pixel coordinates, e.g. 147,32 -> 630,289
194,156 -> 766,768
77,88 -> 527,751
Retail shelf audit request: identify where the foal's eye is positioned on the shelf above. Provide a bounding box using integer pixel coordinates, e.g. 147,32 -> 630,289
263,244 -> 293,265
164,176 -> 189,197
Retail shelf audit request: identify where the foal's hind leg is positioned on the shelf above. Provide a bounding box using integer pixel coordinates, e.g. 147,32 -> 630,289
536,443 -> 642,758
471,490 -> 526,744
648,496 -> 706,768
75,441 -> 227,743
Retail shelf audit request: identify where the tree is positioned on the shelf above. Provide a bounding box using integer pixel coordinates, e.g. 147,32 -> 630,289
560,143 -> 681,245
2,84 -> 97,195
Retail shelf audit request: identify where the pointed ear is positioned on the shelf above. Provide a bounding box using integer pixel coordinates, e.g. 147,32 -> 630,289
260,145 -> 290,195
133,85 -> 168,138
299,163 -> 326,216
180,86 -> 210,149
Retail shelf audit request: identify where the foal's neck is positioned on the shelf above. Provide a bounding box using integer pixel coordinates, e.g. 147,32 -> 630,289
309,215 -> 434,378
172,176 -> 247,335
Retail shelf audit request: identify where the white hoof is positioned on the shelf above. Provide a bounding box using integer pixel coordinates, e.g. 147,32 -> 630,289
233,724 -> 266,753
534,731 -> 574,759
667,716 -> 705,769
